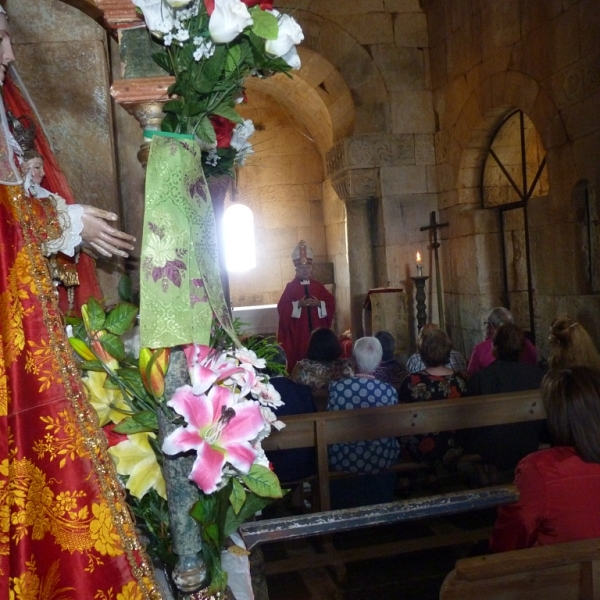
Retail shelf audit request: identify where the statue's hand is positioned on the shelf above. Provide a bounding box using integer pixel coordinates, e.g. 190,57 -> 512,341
80,205 -> 136,258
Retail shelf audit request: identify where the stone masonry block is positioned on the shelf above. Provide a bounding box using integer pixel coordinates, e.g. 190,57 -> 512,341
371,45 -> 427,91
390,91 -> 436,134
331,13 -> 394,45
381,165 -> 428,195
394,12 -> 429,47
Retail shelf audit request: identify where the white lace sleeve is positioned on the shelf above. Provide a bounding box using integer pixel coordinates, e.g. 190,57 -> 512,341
42,195 -> 84,257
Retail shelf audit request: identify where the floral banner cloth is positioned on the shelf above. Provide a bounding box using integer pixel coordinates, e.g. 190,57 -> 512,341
140,133 -> 237,349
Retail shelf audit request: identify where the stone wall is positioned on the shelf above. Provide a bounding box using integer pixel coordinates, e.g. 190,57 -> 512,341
423,0 -> 600,358
8,0 -> 124,303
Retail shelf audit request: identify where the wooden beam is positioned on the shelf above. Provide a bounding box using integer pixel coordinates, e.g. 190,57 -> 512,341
239,485 -> 517,549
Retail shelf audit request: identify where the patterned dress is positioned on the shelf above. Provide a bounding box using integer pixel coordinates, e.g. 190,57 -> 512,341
398,371 -> 467,466
292,358 -> 354,391
327,376 -> 400,473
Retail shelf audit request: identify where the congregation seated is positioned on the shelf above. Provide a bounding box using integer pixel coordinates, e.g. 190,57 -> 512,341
373,330 -> 409,391
468,307 -> 537,377
490,367 -> 600,552
548,314 -> 600,371
327,336 -> 399,508
290,327 -> 354,393
405,323 -> 467,375
399,329 -> 467,470
465,323 -> 544,483
265,347 -> 317,485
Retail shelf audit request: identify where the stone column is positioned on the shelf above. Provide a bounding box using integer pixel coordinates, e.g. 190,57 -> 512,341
330,168 -> 378,339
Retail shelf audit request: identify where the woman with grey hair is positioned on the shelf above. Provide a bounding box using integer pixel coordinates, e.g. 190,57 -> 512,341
327,336 -> 400,508
467,307 -> 538,376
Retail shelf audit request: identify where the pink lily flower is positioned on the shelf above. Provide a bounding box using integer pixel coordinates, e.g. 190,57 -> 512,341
183,344 -> 243,395
162,384 -> 265,494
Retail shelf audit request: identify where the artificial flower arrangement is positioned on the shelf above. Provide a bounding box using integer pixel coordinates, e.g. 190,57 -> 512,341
68,293 -> 287,596
132,0 -> 304,178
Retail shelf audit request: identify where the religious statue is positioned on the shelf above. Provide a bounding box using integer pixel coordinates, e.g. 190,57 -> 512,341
0,5 -> 159,598
277,240 -> 336,371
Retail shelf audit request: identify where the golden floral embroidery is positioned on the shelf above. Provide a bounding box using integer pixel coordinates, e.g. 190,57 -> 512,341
95,581 -> 146,600
0,356 -> 8,417
34,410 -> 88,467
90,502 -> 123,558
9,557 -> 74,600
25,339 -> 62,392
6,458 -> 123,570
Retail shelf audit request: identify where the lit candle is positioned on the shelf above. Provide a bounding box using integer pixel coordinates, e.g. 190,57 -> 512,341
416,251 -> 423,277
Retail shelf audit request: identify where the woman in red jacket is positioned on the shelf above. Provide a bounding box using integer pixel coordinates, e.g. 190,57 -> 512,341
491,367 -> 600,552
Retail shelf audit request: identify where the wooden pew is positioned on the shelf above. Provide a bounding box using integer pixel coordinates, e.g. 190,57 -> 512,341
440,537 -> 600,600
263,389 -> 544,511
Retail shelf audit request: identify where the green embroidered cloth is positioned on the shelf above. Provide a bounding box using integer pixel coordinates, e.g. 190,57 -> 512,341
140,133 -> 236,349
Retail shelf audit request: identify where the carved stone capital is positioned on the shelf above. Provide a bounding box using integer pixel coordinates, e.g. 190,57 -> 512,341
93,0 -> 143,28
326,134 -> 415,178
331,168 -> 379,203
111,76 -> 174,127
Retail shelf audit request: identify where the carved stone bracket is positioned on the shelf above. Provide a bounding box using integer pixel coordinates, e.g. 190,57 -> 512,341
326,134 -> 415,178
331,168 -> 379,203
93,0 -> 143,28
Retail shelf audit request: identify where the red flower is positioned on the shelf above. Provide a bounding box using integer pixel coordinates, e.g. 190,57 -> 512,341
418,436 -> 435,454
204,0 -> 273,17
210,115 -> 235,148
103,423 -> 128,448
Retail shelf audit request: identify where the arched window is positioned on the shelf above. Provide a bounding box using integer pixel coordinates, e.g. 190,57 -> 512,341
223,204 -> 256,272
481,109 -> 549,342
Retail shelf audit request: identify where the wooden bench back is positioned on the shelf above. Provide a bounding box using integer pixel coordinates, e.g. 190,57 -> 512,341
263,390 -> 544,510
440,537 -> 600,600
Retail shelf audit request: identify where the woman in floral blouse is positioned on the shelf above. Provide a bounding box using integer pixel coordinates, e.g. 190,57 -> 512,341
399,328 -> 467,472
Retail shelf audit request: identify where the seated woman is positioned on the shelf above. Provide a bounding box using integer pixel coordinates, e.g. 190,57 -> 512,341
399,328 -> 467,469
466,323 -> 544,483
291,327 -> 354,393
490,367 -> 600,552
374,330 -> 409,391
548,315 -> 600,371
327,337 -> 399,508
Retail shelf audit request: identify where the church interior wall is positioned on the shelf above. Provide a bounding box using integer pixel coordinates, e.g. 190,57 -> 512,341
8,0 -> 124,304
425,0 -> 600,359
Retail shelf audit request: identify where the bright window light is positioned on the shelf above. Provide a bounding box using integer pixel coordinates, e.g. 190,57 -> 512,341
223,204 -> 256,272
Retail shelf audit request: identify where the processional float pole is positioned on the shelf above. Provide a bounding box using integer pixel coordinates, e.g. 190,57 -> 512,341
420,211 -> 449,330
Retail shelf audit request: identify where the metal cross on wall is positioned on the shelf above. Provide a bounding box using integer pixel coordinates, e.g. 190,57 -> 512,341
420,211 -> 449,329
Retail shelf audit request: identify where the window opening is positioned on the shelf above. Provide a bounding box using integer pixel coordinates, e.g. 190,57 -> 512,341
223,204 -> 256,272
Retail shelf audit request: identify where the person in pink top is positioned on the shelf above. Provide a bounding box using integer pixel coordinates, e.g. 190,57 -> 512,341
467,307 -> 537,377
490,367 -> 600,552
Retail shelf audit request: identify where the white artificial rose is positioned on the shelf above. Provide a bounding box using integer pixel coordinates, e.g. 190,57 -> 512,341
132,0 -> 174,36
265,10 -> 303,59
208,0 -> 253,44
282,46 -> 301,70
230,119 -> 255,151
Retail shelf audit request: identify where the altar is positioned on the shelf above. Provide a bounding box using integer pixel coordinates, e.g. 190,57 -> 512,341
232,304 -> 279,337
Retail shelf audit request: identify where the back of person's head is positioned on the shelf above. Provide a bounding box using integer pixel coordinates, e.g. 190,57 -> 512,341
493,323 -> 524,362
353,337 -> 383,374
417,323 -> 439,344
306,327 -> 342,361
418,329 -> 452,368
375,331 -> 395,361
487,307 -> 514,329
542,367 -> 600,463
548,315 -> 600,371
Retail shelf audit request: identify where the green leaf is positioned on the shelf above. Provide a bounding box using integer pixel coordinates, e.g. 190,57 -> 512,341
190,494 -> 217,526
132,410 -> 159,431
113,417 -> 151,435
99,333 -> 126,362
85,297 -> 106,332
203,522 -> 220,547
250,6 -> 279,40
118,275 -> 132,303
163,99 -> 185,115
230,479 -> 246,515
79,360 -> 106,372
208,567 -> 228,596
201,45 -> 227,85
225,44 -> 242,73
195,115 -> 217,146
222,493 -> 275,540
103,376 -> 121,390
104,303 -> 138,336
184,100 -> 207,117
241,464 -> 283,498
115,367 -> 148,401
152,51 -> 173,75
160,112 -> 179,133
211,103 -> 243,124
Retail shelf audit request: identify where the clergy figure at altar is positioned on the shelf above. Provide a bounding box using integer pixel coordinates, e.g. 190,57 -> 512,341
277,240 -> 335,371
